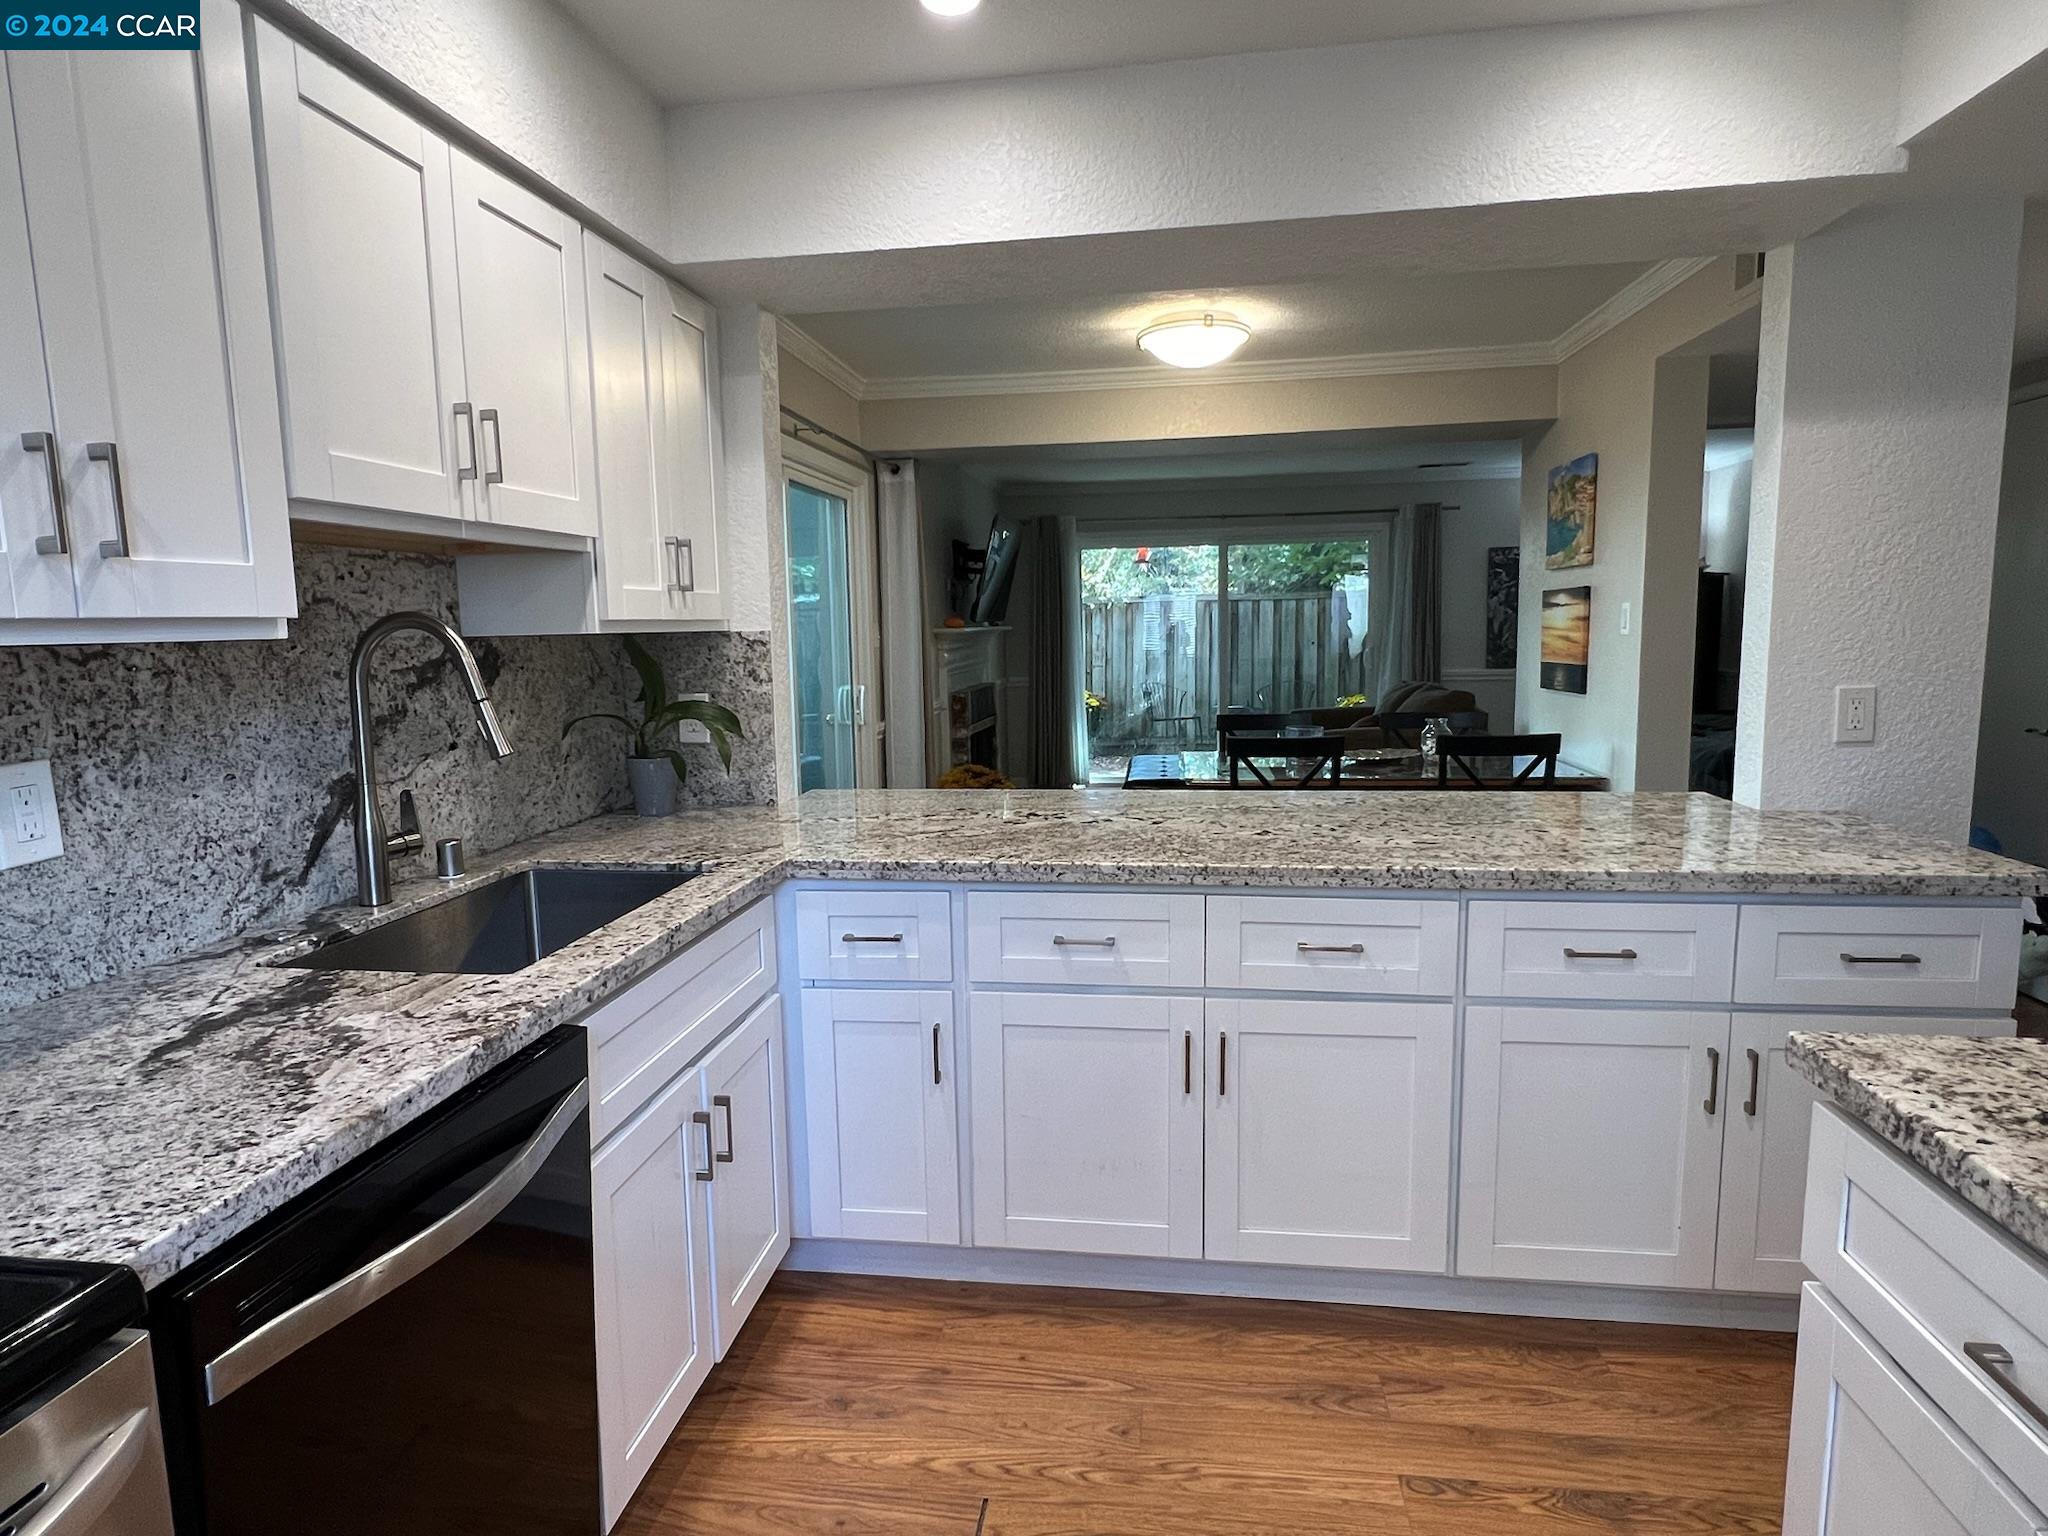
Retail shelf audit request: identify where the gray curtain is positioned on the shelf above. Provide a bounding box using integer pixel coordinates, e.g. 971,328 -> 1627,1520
874,460 -> 928,786
1406,502 -> 1444,684
1022,516 -> 1076,787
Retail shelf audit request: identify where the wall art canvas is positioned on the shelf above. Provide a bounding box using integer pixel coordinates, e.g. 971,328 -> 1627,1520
1540,585 -> 1591,694
1485,546 -> 1520,669
1545,452 -> 1598,570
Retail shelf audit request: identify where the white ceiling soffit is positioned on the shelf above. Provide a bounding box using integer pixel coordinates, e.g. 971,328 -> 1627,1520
558,0 -> 1769,107
940,429 -> 1535,490
781,259 -> 1716,401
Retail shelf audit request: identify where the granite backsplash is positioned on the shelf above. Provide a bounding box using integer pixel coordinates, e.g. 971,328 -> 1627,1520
0,542 -> 775,1009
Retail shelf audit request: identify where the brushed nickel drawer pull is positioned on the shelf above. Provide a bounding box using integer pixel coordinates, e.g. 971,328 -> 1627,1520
20,431 -> 68,554
1744,1047 -> 1761,1117
1563,947 -> 1639,961
841,932 -> 904,944
933,1023 -> 943,1086
1840,952 -> 1923,966
1703,1046 -> 1721,1116
692,1110 -> 715,1181
1052,934 -> 1117,948
1182,1030 -> 1192,1095
1218,1031 -> 1228,1098
86,441 -> 130,558
1964,1342 -> 2048,1434
713,1093 -> 735,1163
1297,942 -> 1365,954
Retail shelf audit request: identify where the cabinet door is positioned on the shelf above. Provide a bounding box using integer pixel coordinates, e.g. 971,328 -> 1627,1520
798,989 -> 960,1245
251,22 -> 469,524
0,65 -> 67,621
450,148 -> 597,538
591,1064 -> 715,1531
1716,1013 -> 2012,1295
586,233 -> 675,622
7,0 -> 291,623
658,281 -> 725,623
970,990 -> 1203,1258
1206,997 -> 1453,1273
1458,1006 -> 1728,1288
1785,1284 -> 2045,1536
697,996 -> 791,1359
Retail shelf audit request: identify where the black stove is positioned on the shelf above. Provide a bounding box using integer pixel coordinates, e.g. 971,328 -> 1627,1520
0,1257 -> 143,1417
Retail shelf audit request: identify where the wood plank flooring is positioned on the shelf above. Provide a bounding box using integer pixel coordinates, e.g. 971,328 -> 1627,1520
620,1273 -> 1795,1536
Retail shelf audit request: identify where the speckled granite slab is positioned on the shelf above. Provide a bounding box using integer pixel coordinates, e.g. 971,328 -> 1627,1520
3,789 -> 2042,1287
1790,1033 -> 2048,1260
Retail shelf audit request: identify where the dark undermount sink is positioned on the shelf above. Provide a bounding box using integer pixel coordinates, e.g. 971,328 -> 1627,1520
283,866 -> 698,976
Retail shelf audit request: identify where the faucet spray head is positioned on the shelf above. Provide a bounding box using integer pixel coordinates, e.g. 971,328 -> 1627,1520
474,697 -> 514,759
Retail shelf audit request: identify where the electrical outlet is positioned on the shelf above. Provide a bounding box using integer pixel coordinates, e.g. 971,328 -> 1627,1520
0,760 -> 63,869
1835,686 -> 1877,745
675,692 -> 711,745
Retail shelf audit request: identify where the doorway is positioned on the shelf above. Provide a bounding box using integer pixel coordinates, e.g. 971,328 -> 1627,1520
783,436 -> 882,793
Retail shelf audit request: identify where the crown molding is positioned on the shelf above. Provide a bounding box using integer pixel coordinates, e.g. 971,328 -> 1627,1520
776,319 -> 869,401
778,257 -> 1722,403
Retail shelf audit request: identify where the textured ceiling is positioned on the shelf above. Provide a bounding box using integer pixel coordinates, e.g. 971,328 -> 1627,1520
561,0 -> 1767,105
928,428 -> 1532,488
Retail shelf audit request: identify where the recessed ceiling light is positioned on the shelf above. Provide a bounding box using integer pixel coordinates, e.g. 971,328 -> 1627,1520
1136,312 -> 1253,370
920,0 -> 981,15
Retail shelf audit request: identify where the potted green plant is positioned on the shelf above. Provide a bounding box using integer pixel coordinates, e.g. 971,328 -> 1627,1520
565,635 -> 744,816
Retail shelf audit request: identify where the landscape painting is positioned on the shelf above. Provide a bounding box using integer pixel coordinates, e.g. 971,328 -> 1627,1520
1545,452 -> 1598,570
1540,585 -> 1591,694
1485,546 -> 1519,669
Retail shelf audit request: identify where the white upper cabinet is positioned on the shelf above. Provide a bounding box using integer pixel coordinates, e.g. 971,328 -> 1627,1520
0,0 -> 292,640
657,280 -> 725,624
449,150 -> 597,539
251,23 -> 468,526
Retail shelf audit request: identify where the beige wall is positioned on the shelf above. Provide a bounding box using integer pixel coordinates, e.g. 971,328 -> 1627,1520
1516,259 -> 1758,790
777,349 -> 865,446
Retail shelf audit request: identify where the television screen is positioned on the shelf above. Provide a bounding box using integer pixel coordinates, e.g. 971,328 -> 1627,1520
970,517 -> 1019,625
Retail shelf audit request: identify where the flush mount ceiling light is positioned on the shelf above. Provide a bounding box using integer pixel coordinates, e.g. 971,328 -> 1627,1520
920,0 -> 981,14
1136,312 -> 1252,370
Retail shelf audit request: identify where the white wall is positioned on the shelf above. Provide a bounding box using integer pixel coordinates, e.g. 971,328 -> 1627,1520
1737,196 -> 2024,841
1971,394 -> 2048,862
1896,0 -> 2048,141
280,0 -> 670,250
666,1 -> 1903,265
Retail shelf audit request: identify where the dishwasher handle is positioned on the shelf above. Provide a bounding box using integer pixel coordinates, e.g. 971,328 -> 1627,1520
17,1409 -> 150,1536
202,1081 -> 589,1405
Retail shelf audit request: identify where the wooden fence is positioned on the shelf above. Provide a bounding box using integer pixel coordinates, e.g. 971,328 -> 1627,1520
1082,589 -> 1373,750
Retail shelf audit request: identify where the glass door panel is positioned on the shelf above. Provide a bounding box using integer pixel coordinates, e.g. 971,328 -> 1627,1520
787,477 -> 857,792
1223,538 -> 1374,712
1079,543 -> 1219,781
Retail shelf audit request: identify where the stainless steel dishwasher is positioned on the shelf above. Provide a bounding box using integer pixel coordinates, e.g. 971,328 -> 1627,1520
0,1259 -> 176,1536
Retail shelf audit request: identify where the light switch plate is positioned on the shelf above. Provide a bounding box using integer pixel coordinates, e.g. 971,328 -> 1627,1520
1835,685 -> 1876,744
0,760 -> 63,869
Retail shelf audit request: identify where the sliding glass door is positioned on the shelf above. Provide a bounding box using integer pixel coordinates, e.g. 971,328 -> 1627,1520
784,438 -> 881,794
1078,521 -> 1385,780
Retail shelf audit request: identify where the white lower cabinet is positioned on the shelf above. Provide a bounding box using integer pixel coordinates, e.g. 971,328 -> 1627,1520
698,996 -> 791,1357
1458,1006 -> 1728,1288
591,1057 -> 715,1531
1204,997 -> 1453,1272
970,990 -> 1204,1259
1785,1283 -> 2045,1535
798,989 -> 960,1244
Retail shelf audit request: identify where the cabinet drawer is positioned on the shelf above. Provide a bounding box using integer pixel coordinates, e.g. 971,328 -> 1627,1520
793,889 -> 952,983
1206,896 -> 1456,995
1466,900 -> 1735,1002
1736,904 -> 2021,1010
967,891 -> 1204,987
1805,1105 -> 2048,1515
588,900 -> 775,1143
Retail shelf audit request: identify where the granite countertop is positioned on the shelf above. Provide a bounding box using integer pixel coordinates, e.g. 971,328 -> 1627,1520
1790,1032 -> 2048,1260
3,788 -> 2042,1287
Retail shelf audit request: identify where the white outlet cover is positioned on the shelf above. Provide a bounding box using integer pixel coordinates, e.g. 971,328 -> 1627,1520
0,759 -> 63,869
1835,685 -> 1877,745
675,692 -> 711,745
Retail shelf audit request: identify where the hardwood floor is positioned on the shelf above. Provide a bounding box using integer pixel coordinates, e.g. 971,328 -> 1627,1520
620,1273 -> 1795,1536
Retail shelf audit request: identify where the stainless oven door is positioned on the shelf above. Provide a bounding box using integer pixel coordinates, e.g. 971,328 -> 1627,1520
0,1332 -> 175,1536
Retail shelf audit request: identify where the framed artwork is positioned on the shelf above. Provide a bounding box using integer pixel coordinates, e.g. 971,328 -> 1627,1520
1540,585 -> 1591,694
1545,452 -> 1598,570
1485,546 -> 1520,669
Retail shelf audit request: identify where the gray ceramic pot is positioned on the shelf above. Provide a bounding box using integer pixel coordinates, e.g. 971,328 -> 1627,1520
626,755 -> 678,817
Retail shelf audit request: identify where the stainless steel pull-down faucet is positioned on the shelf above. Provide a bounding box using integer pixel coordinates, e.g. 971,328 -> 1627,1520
350,611 -> 513,907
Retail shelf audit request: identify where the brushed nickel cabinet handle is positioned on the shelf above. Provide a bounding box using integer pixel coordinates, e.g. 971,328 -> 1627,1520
86,441 -> 130,558
452,401 -> 478,481
666,535 -> 695,594
1183,1030 -> 1192,1095
1744,1048 -> 1761,1117
1563,947 -> 1639,961
1964,1343 -> 2048,1434
692,1110 -> 715,1181
1297,942 -> 1365,954
1840,952 -> 1923,966
841,932 -> 904,944
712,1093 -> 735,1163
478,407 -> 505,485
1703,1046 -> 1721,1116
1052,934 -> 1117,948
20,431 -> 68,554
1218,1031 -> 1228,1098
933,1023 -> 943,1086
